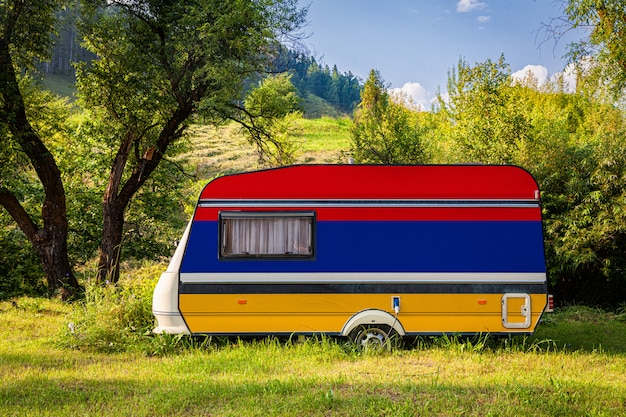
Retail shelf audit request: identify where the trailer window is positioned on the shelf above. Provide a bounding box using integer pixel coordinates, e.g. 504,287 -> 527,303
220,212 -> 314,258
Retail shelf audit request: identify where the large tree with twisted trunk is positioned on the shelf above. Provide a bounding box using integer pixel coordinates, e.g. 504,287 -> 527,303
76,0 -> 306,282
0,0 -> 80,299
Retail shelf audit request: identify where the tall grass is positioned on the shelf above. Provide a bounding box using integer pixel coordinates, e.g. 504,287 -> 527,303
56,261 -> 162,354
3,291 -> 626,417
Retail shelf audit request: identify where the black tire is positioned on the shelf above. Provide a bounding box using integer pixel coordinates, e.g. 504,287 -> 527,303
349,324 -> 400,351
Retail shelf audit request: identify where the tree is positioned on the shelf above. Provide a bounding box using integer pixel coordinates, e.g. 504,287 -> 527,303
350,69 -> 429,164
554,0 -> 626,98
0,0 -> 81,299
242,73 -> 302,166
535,96 -> 626,306
441,55 -> 626,305
76,0 -> 306,282
444,56 -> 531,164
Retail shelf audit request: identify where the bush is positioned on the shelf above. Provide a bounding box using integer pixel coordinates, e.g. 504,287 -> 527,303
0,222 -> 47,300
58,262 -> 162,353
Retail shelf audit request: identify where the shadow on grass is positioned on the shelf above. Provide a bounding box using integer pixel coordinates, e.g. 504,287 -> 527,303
1,366 -> 624,417
527,306 -> 626,355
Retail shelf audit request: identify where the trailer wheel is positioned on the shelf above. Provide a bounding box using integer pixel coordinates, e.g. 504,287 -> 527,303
349,324 -> 398,351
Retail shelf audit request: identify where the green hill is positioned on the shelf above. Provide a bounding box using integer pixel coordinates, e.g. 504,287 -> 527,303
185,116 -> 353,181
40,73 -> 77,100
300,93 -> 347,118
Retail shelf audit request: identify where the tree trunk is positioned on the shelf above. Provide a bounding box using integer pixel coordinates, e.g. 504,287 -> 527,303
0,40 -> 80,300
36,224 -> 81,299
97,206 -> 125,283
95,130 -> 133,284
95,105 -> 193,283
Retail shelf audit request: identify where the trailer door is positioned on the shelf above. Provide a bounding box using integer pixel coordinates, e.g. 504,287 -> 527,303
501,293 -> 531,329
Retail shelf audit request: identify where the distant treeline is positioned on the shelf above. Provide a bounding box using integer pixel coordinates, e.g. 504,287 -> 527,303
40,6 -> 95,75
41,8 -> 362,114
271,48 -> 362,113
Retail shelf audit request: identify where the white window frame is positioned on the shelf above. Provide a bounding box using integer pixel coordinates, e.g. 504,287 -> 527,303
219,211 -> 315,259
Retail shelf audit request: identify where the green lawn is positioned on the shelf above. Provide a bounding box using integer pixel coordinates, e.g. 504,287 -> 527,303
2,297 -> 625,417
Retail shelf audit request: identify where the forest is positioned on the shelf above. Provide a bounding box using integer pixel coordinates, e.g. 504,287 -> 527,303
3,0 -> 626,309
39,5 -> 361,116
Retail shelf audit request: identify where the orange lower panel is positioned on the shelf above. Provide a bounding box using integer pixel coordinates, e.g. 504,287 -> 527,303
179,293 -> 547,334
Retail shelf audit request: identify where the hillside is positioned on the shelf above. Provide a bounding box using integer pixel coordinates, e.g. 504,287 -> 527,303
185,116 -> 352,180
40,73 -> 77,100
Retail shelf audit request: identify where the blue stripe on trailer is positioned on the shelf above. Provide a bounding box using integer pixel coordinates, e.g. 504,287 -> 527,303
180,220 -> 545,274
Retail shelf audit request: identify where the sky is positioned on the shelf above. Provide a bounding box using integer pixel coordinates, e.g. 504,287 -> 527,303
298,0 -> 586,109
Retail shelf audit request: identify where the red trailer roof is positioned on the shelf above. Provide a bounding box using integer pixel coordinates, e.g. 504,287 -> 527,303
199,165 -> 539,201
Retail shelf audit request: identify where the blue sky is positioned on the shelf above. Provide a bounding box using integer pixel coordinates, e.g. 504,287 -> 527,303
299,0 -> 585,108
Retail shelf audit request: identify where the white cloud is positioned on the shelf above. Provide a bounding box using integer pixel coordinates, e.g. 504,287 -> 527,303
511,65 -> 550,87
390,82 -> 431,111
476,15 -> 491,23
456,0 -> 487,13
550,63 -> 580,93
511,63 -> 585,92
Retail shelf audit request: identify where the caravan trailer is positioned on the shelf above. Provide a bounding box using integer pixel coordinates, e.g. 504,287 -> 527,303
152,165 -> 551,347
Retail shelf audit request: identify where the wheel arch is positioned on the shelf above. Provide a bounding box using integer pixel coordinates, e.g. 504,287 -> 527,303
340,309 -> 406,337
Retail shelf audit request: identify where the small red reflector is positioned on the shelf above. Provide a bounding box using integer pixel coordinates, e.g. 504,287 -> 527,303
478,299 -> 487,305
548,294 -> 554,310
237,299 -> 247,305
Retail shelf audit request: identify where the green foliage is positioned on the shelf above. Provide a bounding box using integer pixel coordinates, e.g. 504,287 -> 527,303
120,161 -> 189,261
75,0 -> 307,282
0,0 -> 58,68
5,0 -> 626,310
350,70 -> 430,164
1,0 -> 82,299
445,56 -> 529,164
242,73 -> 302,166
522,93 -> 626,306
439,55 -> 626,306
246,74 -> 301,118
0,220 -> 46,299
58,263 -> 161,353
564,0 -> 626,98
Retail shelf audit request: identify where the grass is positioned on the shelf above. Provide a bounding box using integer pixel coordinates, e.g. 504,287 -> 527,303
531,306 -> 626,353
299,93 -> 348,119
291,116 -> 352,159
2,292 -> 626,416
185,116 -> 352,178
39,72 -> 77,100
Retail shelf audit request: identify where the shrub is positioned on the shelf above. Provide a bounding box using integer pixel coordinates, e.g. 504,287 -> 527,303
58,262 -> 161,353
0,222 -> 47,300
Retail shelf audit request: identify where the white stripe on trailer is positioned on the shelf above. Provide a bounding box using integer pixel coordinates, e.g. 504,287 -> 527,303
198,199 -> 540,208
179,272 -> 546,284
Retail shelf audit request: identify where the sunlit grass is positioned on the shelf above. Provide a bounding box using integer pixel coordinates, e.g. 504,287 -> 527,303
2,295 -> 626,417
184,116 -> 352,183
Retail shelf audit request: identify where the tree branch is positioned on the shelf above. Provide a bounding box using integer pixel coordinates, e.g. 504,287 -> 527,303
0,187 -> 39,244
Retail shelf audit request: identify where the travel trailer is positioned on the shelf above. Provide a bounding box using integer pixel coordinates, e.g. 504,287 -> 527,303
152,165 -> 551,347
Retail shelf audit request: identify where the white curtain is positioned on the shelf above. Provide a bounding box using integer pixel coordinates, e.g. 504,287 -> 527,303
223,216 -> 311,256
